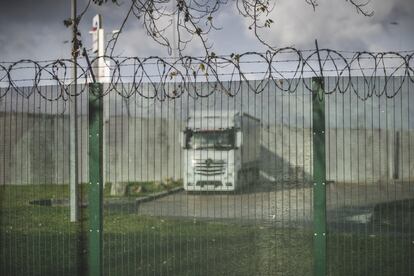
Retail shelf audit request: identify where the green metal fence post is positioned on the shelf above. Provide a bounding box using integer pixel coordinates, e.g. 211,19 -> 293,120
88,82 -> 103,276
312,77 -> 326,276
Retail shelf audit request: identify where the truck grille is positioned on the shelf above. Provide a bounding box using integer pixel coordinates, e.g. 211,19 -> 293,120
193,159 -> 225,176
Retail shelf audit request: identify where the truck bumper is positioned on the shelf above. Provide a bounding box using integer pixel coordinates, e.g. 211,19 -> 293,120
184,178 -> 236,192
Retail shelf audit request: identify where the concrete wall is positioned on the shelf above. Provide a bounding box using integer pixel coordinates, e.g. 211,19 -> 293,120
0,113 -> 183,185
1,112 -> 413,185
104,116 -> 183,183
0,113 -> 72,185
326,128 -> 414,183
260,126 -> 313,183
261,126 -> 414,183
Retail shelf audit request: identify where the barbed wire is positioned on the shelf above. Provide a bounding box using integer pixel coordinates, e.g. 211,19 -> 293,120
0,48 -> 413,102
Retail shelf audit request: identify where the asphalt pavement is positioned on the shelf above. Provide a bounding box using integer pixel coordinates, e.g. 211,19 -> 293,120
134,181 -> 414,229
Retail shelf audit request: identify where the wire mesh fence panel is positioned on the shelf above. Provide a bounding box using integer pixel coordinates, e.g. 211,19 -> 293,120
1,69 -> 413,276
0,85 -> 89,276
100,80 -> 314,276
325,76 -> 414,276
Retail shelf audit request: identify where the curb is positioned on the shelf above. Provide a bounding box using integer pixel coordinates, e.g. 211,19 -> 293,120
135,187 -> 184,205
29,187 -> 184,208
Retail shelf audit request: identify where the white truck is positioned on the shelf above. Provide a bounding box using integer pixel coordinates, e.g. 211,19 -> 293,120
182,111 -> 261,191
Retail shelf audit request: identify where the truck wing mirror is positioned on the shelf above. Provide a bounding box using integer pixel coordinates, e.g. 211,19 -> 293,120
181,129 -> 192,149
180,132 -> 186,148
236,131 -> 243,148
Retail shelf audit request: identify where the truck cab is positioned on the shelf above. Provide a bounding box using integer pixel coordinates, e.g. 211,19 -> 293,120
182,111 -> 260,192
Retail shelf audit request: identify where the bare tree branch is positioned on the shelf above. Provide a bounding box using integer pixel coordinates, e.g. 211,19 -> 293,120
90,0 -> 374,59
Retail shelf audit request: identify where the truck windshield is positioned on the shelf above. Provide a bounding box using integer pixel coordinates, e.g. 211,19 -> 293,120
187,130 -> 235,150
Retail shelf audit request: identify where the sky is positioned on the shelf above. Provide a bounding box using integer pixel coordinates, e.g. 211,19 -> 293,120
0,1 -> 413,128
0,0 -> 413,62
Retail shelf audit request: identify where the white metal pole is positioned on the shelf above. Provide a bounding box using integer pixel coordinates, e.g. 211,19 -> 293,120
70,0 -> 79,222
97,19 -> 109,188
99,27 -> 109,189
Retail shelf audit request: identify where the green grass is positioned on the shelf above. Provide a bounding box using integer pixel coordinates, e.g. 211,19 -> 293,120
1,185 -> 413,276
327,232 -> 413,276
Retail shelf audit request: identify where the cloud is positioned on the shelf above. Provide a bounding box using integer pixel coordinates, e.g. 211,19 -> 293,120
0,23 -> 70,60
0,0 -> 413,63
239,0 -> 414,51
